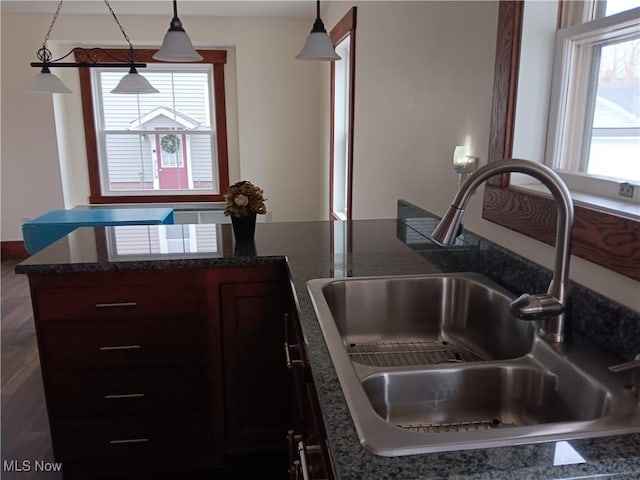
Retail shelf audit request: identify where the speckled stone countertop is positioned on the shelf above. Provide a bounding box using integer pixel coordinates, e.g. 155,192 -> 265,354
15,205 -> 640,480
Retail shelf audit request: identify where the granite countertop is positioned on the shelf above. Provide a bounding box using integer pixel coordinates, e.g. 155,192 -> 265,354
15,216 -> 640,480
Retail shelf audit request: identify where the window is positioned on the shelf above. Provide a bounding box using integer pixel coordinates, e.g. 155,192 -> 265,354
330,8 -> 357,221
78,49 -> 229,204
331,36 -> 352,220
484,0 -> 640,281
546,3 -> 640,196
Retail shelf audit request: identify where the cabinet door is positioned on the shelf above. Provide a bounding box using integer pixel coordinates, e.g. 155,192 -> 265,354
220,281 -> 290,453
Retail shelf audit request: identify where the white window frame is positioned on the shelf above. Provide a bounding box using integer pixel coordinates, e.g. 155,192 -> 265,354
545,7 -> 640,206
91,64 -> 218,197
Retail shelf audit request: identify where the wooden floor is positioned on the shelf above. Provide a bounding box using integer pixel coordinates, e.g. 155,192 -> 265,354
1,259 -> 60,479
1,260 -> 288,480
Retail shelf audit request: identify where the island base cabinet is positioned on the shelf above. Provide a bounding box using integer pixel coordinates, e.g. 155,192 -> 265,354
26,265 -> 296,478
25,269 -> 220,477
219,279 -> 290,454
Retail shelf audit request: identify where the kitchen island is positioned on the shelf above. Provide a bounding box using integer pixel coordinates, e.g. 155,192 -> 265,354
15,206 -> 640,480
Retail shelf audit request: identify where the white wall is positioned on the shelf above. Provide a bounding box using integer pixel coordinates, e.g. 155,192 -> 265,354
1,9 -> 325,239
322,1 -> 639,312
1,12 -> 67,237
2,2 -> 637,312
511,0 -> 557,186
324,1 -> 497,221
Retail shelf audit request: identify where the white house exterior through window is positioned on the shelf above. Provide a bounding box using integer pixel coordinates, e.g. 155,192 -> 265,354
93,67 -> 217,195
77,49 -> 229,204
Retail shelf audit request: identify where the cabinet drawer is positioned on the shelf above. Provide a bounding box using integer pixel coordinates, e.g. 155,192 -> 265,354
35,284 -> 199,322
51,412 -> 208,461
47,367 -> 203,418
39,317 -> 202,370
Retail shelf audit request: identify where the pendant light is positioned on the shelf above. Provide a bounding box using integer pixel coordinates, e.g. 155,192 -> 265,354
296,0 -> 340,61
29,0 -> 158,95
28,66 -> 72,94
111,65 -> 159,94
153,0 -> 202,62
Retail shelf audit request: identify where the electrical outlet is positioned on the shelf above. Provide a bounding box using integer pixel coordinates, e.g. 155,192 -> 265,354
618,182 -> 634,199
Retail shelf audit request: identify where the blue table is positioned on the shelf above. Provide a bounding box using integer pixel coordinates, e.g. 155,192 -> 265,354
22,208 -> 175,255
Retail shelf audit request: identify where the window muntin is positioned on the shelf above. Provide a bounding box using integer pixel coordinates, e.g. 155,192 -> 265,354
92,66 -> 218,196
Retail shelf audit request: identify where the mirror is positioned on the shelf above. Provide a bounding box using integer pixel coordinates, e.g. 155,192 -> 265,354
482,0 -> 639,281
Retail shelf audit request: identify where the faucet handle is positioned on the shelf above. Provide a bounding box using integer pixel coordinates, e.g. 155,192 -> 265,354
609,354 -> 640,373
509,293 -> 565,320
609,354 -> 640,396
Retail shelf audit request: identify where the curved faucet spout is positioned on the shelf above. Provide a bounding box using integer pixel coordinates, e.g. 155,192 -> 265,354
431,159 -> 574,343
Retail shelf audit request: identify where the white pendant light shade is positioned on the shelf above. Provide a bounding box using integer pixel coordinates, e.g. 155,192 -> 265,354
296,0 -> 340,61
111,68 -> 160,94
153,1 -> 202,62
28,67 -> 72,94
154,30 -> 202,62
296,30 -> 341,61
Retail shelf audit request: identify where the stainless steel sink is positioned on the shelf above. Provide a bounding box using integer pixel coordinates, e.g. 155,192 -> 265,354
307,273 -> 640,456
321,273 -> 534,364
362,364 -> 611,430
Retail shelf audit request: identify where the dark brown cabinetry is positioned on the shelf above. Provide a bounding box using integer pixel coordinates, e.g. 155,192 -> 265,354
26,263 -> 330,478
285,306 -> 335,480
28,269 -> 212,476
219,279 -> 290,453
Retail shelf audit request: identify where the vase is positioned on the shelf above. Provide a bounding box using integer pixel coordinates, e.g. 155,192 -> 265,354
231,214 -> 257,242
234,241 -> 257,257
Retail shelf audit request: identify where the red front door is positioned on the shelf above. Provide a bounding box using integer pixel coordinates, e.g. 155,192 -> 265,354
156,132 -> 188,190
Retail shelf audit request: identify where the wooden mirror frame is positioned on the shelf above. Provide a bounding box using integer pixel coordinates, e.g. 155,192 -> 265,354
482,0 -> 639,281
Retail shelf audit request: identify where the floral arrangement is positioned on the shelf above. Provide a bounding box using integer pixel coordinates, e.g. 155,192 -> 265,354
224,181 -> 267,217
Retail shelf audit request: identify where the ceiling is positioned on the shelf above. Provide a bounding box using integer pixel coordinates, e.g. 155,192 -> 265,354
0,1 -> 317,19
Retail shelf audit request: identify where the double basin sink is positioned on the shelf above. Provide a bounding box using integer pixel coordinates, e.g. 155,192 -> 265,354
307,273 -> 639,456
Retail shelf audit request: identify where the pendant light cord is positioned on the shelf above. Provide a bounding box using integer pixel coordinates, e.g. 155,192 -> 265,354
167,0 -> 186,31
41,1 -> 133,51
38,0 -> 137,63
103,0 -> 136,62
39,0 -> 64,62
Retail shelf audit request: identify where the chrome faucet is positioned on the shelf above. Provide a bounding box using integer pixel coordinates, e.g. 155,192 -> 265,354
431,159 -> 574,343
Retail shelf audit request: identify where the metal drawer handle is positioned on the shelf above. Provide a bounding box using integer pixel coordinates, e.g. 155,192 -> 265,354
99,345 -> 141,351
284,314 -> 305,369
291,460 -> 301,480
94,302 -> 138,308
285,342 -> 304,369
297,440 -> 311,480
109,438 -> 149,445
104,393 -> 145,399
